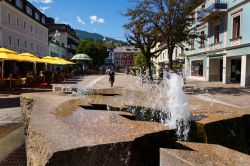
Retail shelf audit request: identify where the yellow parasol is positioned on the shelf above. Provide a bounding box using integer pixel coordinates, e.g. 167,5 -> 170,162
0,48 -> 25,78
41,56 -> 75,65
0,48 -> 24,61
18,53 -> 44,63
41,56 -> 58,64
54,57 -> 75,65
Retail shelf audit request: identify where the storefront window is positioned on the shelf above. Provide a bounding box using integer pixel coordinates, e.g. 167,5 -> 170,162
191,60 -> 203,76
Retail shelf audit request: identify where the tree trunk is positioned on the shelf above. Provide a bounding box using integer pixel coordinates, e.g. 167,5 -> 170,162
168,48 -> 174,70
146,56 -> 153,81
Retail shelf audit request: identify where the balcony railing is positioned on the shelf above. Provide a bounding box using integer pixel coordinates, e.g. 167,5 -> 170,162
197,0 -> 228,21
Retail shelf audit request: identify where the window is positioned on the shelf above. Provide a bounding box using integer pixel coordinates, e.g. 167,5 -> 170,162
17,39 -> 20,47
233,16 -> 240,39
35,12 -> 40,20
214,25 -> 220,43
8,13 -> 11,23
42,17 -> 45,24
200,31 -> 205,48
26,6 -> 32,16
191,12 -> 195,24
31,43 -> 33,50
16,0 -> 23,9
16,18 -> 19,27
191,60 -> 203,76
24,41 -> 27,49
181,47 -> 184,54
201,4 -> 205,10
190,38 -> 195,50
8,36 -> 12,46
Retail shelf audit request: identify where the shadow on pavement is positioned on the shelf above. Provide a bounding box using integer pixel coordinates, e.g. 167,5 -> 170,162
0,98 -> 20,109
0,88 -> 52,96
0,88 -> 52,109
185,86 -> 250,96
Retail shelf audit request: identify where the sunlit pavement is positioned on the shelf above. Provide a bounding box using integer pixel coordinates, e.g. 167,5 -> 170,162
0,73 -> 250,161
185,81 -> 250,109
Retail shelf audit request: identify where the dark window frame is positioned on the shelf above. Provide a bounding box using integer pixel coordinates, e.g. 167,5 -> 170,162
214,25 -> 220,44
232,16 -> 241,39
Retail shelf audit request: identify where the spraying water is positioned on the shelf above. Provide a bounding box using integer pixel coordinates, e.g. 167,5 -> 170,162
161,72 -> 190,141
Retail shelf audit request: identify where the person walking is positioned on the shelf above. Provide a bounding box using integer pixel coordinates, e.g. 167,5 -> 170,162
108,70 -> 115,87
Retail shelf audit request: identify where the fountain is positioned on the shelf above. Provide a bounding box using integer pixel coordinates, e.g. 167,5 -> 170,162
118,72 -> 190,141
19,73 -> 250,166
161,73 -> 190,140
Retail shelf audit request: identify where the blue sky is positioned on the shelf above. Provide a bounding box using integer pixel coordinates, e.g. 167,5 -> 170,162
28,0 -> 132,41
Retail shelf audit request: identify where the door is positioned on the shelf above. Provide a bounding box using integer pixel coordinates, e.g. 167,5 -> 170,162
231,59 -> 241,83
219,59 -> 223,81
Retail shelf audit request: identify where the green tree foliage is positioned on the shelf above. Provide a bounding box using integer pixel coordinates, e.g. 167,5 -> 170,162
133,52 -> 146,67
77,40 -> 109,68
124,7 -> 165,80
124,0 -> 203,70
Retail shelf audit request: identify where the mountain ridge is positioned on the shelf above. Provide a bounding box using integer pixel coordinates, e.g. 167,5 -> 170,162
75,29 -> 127,45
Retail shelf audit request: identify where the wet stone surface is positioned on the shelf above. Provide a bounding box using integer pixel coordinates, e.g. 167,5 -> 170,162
21,91 -> 176,166
20,85 -> 250,165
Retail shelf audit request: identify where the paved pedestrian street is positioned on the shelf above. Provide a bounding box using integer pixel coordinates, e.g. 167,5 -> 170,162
0,73 -> 250,165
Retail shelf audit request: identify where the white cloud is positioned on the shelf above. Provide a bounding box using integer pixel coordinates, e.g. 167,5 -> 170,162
29,0 -> 53,4
77,16 -> 85,25
55,17 -> 59,23
90,15 -> 105,24
62,21 -> 69,25
39,6 -> 50,13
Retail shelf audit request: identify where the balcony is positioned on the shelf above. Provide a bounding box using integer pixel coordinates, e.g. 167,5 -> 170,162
197,0 -> 227,22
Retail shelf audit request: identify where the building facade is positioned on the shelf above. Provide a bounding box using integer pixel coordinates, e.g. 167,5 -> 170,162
102,46 -> 115,70
49,41 -> 67,59
0,0 -> 49,57
152,44 -> 185,75
185,0 -> 250,87
46,19 -> 79,60
114,46 -> 138,72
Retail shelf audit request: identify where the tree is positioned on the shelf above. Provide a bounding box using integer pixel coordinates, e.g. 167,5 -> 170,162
133,51 -> 146,68
77,40 -> 109,69
125,0 -> 203,70
124,8 -> 165,80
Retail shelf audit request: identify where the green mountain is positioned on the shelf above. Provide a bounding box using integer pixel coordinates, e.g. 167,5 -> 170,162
75,29 -> 127,46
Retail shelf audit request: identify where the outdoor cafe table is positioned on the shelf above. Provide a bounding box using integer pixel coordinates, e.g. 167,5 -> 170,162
3,78 -> 18,89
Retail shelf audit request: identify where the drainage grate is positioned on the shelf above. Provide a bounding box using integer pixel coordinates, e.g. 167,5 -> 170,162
0,144 -> 27,166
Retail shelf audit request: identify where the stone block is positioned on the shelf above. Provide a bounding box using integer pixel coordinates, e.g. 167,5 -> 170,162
160,142 -> 250,166
21,93 -> 176,166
